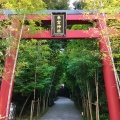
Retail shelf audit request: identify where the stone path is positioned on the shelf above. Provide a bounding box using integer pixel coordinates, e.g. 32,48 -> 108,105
40,97 -> 82,120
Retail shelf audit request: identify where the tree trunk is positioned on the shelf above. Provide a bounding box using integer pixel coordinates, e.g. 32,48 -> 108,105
37,98 -> 40,117
46,95 -> 49,110
42,90 -> 46,113
39,93 -> 41,114
87,83 -> 93,120
30,100 -> 34,120
86,99 -> 89,120
95,70 -> 100,120
82,95 -> 86,117
71,85 -> 74,99
19,95 -> 30,119
34,71 -> 37,101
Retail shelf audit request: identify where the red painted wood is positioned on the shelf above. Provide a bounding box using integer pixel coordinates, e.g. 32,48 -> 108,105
1,14 -> 120,24
26,14 -> 120,24
0,38 -> 19,120
22,28 -> 99,39
98,20 -> 120,120
26,14 -> 120,20
2,27 -> 119,39
0,15 -> 7,21
0,13 -> 120,120
0,19 -> 20,119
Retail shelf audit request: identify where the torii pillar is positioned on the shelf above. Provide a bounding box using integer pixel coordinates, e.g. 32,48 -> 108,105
0,18 -> 20,119
98,19 -> 120,120
0,37 -> 19,120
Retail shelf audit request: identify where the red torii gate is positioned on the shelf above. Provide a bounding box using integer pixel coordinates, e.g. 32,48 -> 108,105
0,10 -> 120,120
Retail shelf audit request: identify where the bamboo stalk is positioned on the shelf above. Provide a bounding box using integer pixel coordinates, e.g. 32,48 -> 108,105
95,70 -> 100,120
37,98 -> 40,117
42,90 -> 46,113
30,100 -> 34,120
87,83 -> 93,120
19,95 -> 30,119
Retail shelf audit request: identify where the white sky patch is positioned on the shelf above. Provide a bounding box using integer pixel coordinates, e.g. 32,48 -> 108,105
69,0 -> 79,9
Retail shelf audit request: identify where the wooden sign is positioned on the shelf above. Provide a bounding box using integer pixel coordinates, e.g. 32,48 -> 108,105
51,12 -> 66,36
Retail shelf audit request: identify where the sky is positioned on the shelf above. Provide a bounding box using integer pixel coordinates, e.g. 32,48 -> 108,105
69,0 -> 79,9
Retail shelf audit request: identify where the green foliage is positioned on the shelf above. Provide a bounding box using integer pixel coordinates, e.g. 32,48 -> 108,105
0,39 -> 7,77
1,0 -> 46,14
111,38 -> 120,73
73,1 -> 86,10
43,0 -> 69,10
60,22 -> 109,119
14,40 -> 55,96
84,0 -> 120,14
83,0 -> 120,73
0,0 -> 47,81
